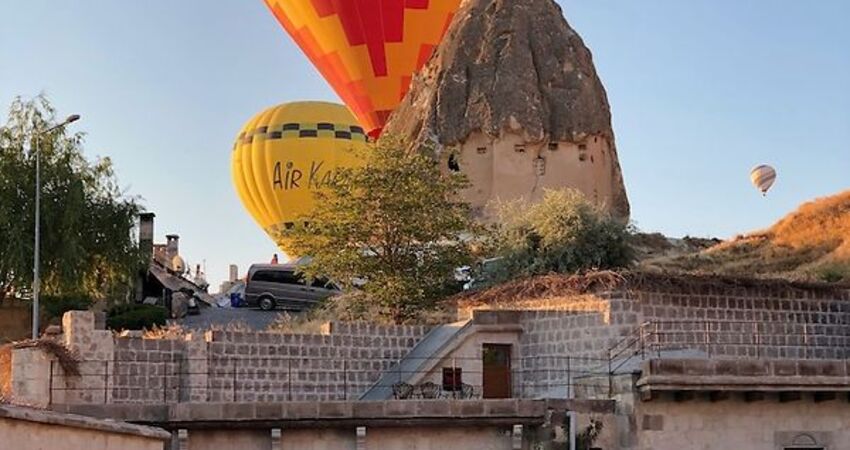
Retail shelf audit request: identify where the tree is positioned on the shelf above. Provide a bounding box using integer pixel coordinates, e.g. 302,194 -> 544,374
485,189 -> 634,286
282,137 -> 477,323
0,95 -> 143,302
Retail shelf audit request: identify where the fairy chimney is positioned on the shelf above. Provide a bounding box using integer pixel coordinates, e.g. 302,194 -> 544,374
383,0 -> 630,219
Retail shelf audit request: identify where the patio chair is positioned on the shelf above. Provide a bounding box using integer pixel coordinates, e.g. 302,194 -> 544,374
392,382 -> 414,400
417,381 -> 440,399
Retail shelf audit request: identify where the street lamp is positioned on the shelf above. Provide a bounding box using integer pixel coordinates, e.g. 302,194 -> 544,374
32,114 -> 81,339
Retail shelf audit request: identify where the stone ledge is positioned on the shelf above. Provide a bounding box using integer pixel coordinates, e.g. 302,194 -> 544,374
0,403 -> 171,441
638,358 -> 850,393
53,399 -> 614,428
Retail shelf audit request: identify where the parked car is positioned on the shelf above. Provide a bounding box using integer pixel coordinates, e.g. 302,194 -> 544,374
244,264 -> 340,311
462,257 -> 505,291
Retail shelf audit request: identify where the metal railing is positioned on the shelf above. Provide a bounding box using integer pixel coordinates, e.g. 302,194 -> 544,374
608,320 -> 850,374
46,355 -> 611,405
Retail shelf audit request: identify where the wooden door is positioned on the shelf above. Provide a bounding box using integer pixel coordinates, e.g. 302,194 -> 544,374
482,344 -> 512,399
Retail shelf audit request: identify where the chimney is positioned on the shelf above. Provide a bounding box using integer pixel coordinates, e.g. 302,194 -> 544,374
165,234 -> 180,262
139,212 -> 155,262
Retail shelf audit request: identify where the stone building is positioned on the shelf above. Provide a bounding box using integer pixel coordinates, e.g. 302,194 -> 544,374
3,273 -> 850,449
384,0 -> 630,220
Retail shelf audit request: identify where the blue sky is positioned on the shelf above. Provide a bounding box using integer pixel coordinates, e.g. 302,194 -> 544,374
2,1 -> 848,288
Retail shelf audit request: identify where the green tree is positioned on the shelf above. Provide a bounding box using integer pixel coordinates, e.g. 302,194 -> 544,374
282,137 -> 476,323
485,189 -> 634,285
0,95 -> 143,302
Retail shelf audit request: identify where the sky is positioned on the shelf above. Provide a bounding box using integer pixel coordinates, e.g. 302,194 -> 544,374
1,1 -> 848,289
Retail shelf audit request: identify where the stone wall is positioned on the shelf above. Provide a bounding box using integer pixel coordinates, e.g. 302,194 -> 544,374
0,404 -> 169,450
479,279 -> 850,398
45,312 -> 431,405
202,323 -> 428,403
637,398 -> 850,450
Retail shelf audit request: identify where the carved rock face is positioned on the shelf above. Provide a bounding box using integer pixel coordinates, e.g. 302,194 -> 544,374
384,0 -> 630,220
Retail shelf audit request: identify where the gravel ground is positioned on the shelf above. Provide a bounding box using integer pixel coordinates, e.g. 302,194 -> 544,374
175,306 -> 288,331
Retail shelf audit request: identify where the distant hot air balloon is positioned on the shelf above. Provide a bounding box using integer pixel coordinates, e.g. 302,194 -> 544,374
750,164 -> 777,196
232,102 -> 369,252
263,0 -> 462,138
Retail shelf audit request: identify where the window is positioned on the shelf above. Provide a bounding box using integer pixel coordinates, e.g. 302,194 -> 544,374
251,269 -> 305,285
278,270 -> 305,285
251,271 -> 275,282
548,142 -> 558,151
534,157 -> 546,176
476,147 -> 487,155
578,144 -> 587,151
447,153 -> 461,172
442,367 -> 462,392
514,144 -> 526,153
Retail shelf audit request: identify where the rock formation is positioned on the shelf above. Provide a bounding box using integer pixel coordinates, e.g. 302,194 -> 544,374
383,0 -> 630,219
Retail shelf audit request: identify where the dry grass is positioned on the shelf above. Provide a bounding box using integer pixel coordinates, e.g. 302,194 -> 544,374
644,190 -> 850,282
452,271 -> 626,310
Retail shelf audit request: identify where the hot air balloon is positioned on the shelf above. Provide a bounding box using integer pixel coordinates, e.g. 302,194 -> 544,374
263,0 -> 462,137
232,102 -> 369,252
750,164 -> 777,196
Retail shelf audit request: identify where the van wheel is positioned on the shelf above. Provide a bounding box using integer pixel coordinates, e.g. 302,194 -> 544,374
259,297 -> 275,311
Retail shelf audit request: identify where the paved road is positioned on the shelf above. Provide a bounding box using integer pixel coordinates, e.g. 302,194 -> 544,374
176,306 -> 285,331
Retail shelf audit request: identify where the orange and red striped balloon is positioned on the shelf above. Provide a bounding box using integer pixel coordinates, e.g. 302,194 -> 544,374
263,0 -> 461,137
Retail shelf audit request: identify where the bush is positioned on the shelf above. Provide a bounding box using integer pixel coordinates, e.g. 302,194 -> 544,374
815,263 -> 850,283
106,304 -> 167,331
485,189 -> 634,286
41,294 -> 93,320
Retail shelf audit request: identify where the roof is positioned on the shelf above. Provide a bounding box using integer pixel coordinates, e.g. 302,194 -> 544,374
148,262 -> 216,306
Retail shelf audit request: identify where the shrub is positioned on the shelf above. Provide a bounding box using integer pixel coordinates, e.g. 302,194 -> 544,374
815,263 -> 850,283
106,304 -> 167,331
485,189 -> 634,286
41,294 -> 93,320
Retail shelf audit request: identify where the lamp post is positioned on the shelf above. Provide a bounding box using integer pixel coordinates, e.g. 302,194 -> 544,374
32,114 -> 80,339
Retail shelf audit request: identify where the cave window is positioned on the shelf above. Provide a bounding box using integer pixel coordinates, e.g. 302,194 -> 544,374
579,144 -> 587,151
476,146 -> 488,155
514,144 -> 526,153
534,157 -> 546,176
447,153 -> 461,173
548,142 -> 558,151
578,153 -> 587,162
590,155 -> 595,163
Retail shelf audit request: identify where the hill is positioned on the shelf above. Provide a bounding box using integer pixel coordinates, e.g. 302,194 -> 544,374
642,190 -> 850,282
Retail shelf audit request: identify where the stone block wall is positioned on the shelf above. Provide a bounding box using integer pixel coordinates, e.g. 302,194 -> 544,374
518,305 -> 635,399
31,313 -> 431,405
203,323 -> 429,402
506,281 -> 850,399
112,338 -> 186,403
632,286 -> 850,359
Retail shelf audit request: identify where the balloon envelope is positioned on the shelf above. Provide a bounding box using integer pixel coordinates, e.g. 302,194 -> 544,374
232,102 -> 369,251
750,164 -> 777,195
263,0 -> 462,137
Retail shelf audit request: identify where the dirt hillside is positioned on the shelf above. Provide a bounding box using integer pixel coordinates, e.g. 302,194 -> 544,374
643,190 -> 850,282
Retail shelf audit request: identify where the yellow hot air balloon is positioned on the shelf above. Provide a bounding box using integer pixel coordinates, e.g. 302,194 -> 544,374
232,102 -> 369,252
750,164 -> 777,196
263,0 -> 462,137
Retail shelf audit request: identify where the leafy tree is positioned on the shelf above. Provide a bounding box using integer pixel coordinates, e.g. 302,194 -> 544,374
484,189 -> 634,285
0,95 -> 143,302
282,137 -> 477,323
